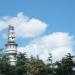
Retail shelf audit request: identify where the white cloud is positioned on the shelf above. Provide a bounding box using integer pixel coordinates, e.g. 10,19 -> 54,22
0,12 -> 74,62
0,20 -> 7,30
0,12 -> 48,38
17,32 -> 75,62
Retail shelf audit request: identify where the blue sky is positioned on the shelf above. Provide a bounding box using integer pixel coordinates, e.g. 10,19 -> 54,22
0,0 -> 75,61
0,0 -> 75,34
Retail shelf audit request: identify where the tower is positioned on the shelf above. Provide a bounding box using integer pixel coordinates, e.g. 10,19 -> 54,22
5,25 -> 17,65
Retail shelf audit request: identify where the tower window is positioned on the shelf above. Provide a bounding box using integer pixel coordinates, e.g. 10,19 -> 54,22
10,45 -> 11,48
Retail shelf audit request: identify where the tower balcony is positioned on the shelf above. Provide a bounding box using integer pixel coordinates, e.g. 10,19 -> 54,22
6,50 -> 17,54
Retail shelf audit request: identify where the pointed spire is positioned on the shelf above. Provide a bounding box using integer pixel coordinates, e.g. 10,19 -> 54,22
8,24 -> 14,30
8,24 -> 15,43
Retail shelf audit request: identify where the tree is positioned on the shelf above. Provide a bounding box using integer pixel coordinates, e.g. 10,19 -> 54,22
47,53 -> 53,75
0,54 -> 11,75
54,53 -> 74,75
0,52 -> 75,75
26,55 -> 48,75
16,52 -> 28,75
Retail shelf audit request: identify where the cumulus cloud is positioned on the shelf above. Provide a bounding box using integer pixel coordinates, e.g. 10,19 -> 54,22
0,12 -> 48,38
0,12 -> 74,62
18,32 -> 75,62
0,20 -> 7,30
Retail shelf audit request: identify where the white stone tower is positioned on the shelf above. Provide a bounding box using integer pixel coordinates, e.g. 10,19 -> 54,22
5,25 -> 17,65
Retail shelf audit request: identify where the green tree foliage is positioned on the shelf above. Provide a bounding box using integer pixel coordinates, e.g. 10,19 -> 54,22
16,52 -> 28,75
47,53 -> 54,75
26,55 -> 48,75
0,55 -> 10,75
54,53 -> 74,75
0,52 -> 75,75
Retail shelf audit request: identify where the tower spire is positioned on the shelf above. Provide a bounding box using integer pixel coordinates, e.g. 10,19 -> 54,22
8,25 -> 15,43
5,25 -> 17,66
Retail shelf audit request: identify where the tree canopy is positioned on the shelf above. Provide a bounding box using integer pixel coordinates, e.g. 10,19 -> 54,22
0,52 -> 75,75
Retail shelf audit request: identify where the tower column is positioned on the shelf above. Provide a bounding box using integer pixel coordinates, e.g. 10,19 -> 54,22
5,25 -> 18,66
